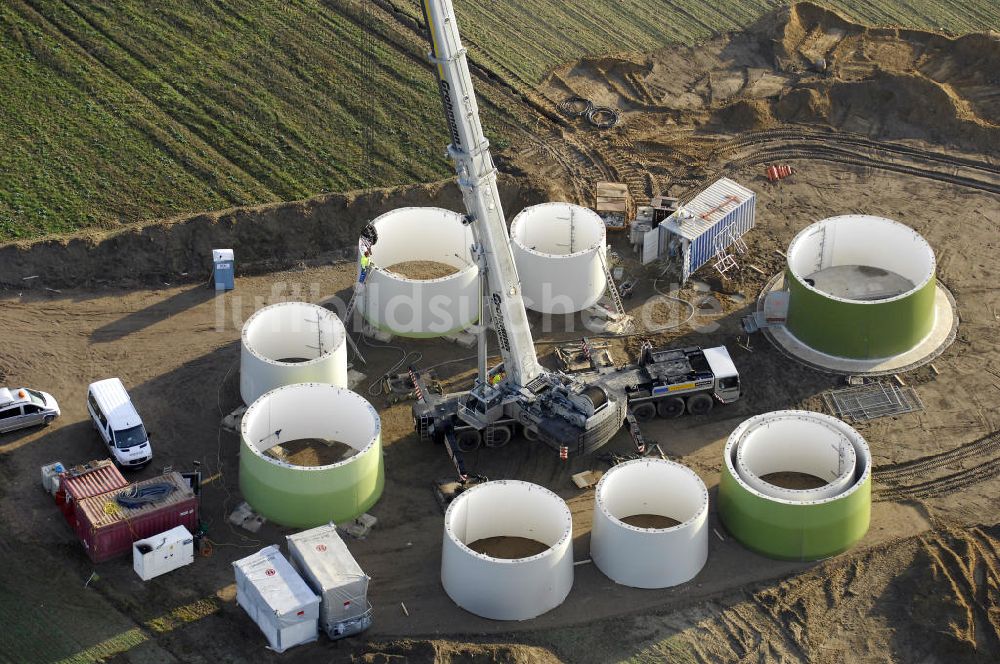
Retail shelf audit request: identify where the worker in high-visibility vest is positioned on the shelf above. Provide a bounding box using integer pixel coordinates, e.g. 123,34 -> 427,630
360,249 -> 372,272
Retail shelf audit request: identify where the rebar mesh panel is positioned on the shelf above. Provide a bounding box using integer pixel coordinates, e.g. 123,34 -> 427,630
823,382 -> 923,422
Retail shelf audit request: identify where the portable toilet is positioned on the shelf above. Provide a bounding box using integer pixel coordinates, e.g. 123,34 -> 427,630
233,545 -> 320,653
287,524 -> 372,640
212,249 -> 235,291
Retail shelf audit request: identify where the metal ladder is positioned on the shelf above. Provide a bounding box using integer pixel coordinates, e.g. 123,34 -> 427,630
712,230 -> 739,276
417,414 -> 431,441
811,226 -> 827,273
340,267 -> 369,363
597,249 -> 627,318
728,227 -> 749,255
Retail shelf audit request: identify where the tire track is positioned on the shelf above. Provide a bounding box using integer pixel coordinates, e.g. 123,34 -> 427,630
876,457 -> 1000,501
714,129 -> 1000,194
875,429 -> 1000,482
728,146 -> 1000,194
717,128 -> 1000,176
872,427 -> 1000,501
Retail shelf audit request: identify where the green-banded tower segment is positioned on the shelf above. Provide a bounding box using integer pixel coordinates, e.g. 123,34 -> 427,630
718,465 -> 871,560
785,269 -> 936,359
784,215 -> 937,360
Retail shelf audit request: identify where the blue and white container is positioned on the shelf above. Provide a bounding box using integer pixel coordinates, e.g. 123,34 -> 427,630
213,249 -> 235,291
654,179 -> 756,282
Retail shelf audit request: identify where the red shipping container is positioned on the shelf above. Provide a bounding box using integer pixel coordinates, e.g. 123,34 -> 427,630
74,472 -> 198,563
56,459 -> 128,524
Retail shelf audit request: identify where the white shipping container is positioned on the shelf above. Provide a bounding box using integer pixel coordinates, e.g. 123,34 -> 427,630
133,525 -> 194,581
233,545 -> 320,653
287,524 -> 372,640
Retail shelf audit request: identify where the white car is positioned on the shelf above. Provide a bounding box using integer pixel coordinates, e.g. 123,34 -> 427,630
0,387 -> 61,434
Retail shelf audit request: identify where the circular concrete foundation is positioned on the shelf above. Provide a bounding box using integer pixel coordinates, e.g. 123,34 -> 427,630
779,215 -> 947,363
759,272 -> 958,375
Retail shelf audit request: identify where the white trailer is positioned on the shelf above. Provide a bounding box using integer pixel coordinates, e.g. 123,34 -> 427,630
233,545 -> 320,653
287,524 -> 372,640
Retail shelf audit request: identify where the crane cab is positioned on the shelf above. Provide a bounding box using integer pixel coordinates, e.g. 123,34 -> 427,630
458,383 -> 504,429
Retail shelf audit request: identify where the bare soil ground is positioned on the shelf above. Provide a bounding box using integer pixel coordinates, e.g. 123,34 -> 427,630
266,439 -> 358,467
467,537 -> 551,560
0,4 -> 998,664
620,514 -> 682,529
384,260 -> 460,280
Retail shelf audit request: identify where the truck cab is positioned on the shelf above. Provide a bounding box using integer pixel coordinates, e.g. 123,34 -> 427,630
701,346 -> 741,403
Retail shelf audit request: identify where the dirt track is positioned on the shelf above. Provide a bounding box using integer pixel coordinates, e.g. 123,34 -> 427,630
1,4 -> 999,663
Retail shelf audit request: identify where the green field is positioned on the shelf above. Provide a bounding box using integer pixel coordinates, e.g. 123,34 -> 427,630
2,0 -> 998,241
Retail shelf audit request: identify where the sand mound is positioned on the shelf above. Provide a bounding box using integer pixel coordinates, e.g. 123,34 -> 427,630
264,438 -> 357,466
621,514 -> 682,529
467,536 -> 551,559
541,2 -> 999,152
628,524 -> 1000,662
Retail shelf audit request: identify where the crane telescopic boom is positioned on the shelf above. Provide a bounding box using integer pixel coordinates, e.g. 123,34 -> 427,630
411,0 -> 628,460
419,0 -> 542,387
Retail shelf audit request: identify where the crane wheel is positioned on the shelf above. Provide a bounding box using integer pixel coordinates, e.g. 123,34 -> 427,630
487,426 -> 512,448
656,397 -> 685,419
523,427 -> 540,442
632,402 -> 656,422
456,430 -> 482,452
686,393 -> 714,416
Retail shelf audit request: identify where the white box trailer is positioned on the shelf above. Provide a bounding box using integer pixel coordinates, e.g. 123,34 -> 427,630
287,524 -> 372,640
233,545 -> 320,653
133,525 -> 194,581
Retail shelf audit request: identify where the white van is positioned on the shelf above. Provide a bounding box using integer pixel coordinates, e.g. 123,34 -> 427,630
86,378 -> 153,469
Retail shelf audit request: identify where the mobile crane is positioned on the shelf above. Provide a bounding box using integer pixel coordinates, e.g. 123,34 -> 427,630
408,0 -> 742,467
410,0 -> 627,458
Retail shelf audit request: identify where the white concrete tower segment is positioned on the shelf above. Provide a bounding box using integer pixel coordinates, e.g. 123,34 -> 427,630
360,207 -> 478,336
441,480 -> 573,620
240,302 -> 347,405
590,459 -> 709,588
510,203 -> 608,314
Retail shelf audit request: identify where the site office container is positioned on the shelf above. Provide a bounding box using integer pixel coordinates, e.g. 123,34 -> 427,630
74,472 -> 198,563
648,178 -> 756,282
55,459 -> 128,525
